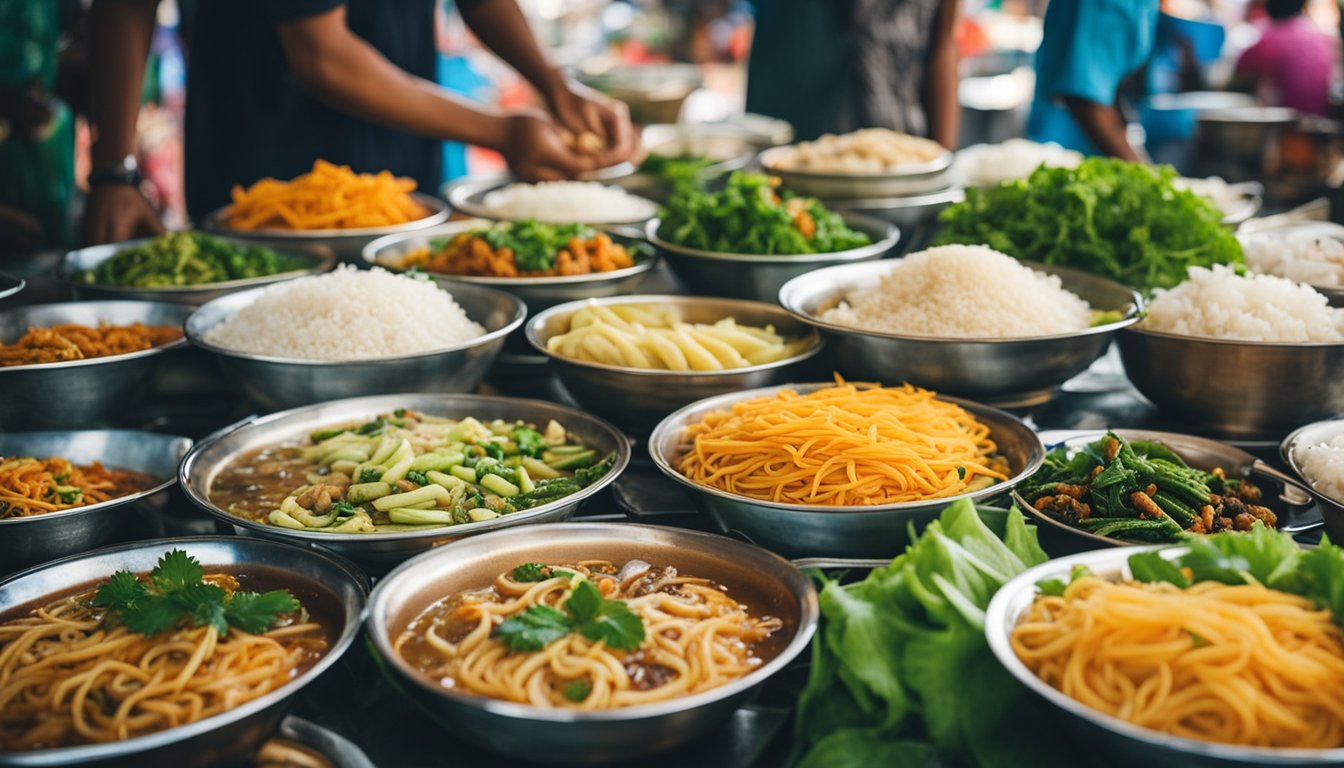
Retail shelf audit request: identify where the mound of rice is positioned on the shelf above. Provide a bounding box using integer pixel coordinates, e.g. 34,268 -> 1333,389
1142,264 -> 1344,343
203,265 -> 485,360
1244,230 -> 1344,288
1295,434 -> 1344,504
819,245 -> 1093,338
481,182 -> 657,223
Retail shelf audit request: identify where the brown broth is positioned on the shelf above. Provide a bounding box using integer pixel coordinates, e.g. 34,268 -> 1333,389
210,445 -> 317,522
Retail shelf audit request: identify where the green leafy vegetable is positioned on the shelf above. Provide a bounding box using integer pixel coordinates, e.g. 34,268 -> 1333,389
657,171 -> 870,255
78,231 -> 306,288
92,549 -> 300,636
494,576 -> 645,653
510,427 -> 546,458
794,500 -> 1082,767
405,470 -> 429,487
477,220 -> 598,273
934,158 -> 1242,291
510,563 -> 549,582
358,467 -> 382,484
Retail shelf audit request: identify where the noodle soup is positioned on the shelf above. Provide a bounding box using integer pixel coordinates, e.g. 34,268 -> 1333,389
0,455 -> 157,519
394,560 -> 789,710
0,552 -> 336,751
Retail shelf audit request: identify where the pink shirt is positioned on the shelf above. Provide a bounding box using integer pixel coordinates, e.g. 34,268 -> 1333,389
1235,16 -> 1336,116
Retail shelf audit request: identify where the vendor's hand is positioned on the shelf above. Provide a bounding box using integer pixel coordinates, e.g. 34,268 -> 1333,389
83,184 -> 164,245
544,79 -> 639,168
501,112 -> 602,182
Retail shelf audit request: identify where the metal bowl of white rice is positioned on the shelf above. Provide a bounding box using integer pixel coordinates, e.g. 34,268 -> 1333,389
778,246 -> 1142,407
1240,222 -> 1344,306
1118,265 -> 1344,439
185,266 -> 525,411
447,178 -> 659,225
1282,418 -> 1344,543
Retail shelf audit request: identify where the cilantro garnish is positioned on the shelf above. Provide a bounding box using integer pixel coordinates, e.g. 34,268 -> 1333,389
564,680 -> 592,702
92,549 -> 300,636
511,562 -> 549,582
494,579 -> 645,652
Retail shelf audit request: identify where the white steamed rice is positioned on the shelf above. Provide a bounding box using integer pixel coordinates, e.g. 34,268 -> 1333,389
203,265 -> 485,360
1295,434 -> 1344,504
481,182 -> 657,223
1244,230 -> 1344,288
1141,264 -> 1344,343
819,244 -> 1094,338
953,139 -> 1083,187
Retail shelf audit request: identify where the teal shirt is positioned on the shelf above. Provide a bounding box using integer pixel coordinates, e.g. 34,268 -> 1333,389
745,0 -> 857,140
1027,0 -> 1160,155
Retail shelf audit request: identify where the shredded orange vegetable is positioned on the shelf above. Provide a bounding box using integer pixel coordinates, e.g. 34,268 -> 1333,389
224,160 -> 429,231
0,323 -> 182,367
0,456 -> 156,519
675,378 -> 1008,506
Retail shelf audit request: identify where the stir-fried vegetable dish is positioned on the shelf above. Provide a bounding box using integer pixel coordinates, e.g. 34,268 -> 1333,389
385,221 -> 643,278
80,231 -> 307,287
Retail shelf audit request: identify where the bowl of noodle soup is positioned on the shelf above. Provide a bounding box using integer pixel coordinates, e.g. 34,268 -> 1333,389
0,535 -> 366,767
985,546 -> 1344,766
648,380 -> 1045,558
367,522 -> 818,765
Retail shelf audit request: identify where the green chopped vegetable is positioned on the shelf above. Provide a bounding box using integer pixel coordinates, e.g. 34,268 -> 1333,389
495,578 -> 644,652
79,231 -> 306,287
657,171 -> 870,255
511,562 -> 549,582
404,470 -> 429,487
933,158 -> 1243,291
794,500 -> 1081,767
92,549 -> 299,636
478,220 -> 598,272
563,680 -> 592,702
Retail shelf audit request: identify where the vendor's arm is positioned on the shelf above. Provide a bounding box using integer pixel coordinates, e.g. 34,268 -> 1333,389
456,0 -> 637,165
923,0 -> 960,149
276,5 -> 596,180
84,0 -> 165,245
1063,97 -> 1142,162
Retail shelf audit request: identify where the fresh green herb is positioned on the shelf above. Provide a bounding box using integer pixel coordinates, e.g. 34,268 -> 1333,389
511,562 -> 549,582
405,470 -> 429,487
358,468 -> 382,484
476,220 -> 599,273
330,501 -> 358,518
92,549 -> 299,636
494,578 -> 645,653
658,172 -> 871,255
934,158 -> 1242,291
563,680 -> 592,702
794,500 -> 1083,767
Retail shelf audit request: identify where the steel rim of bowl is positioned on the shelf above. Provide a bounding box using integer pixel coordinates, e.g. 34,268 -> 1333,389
757,144 -> 955,181
362,221 -> 660,288
0,300 -> 194,372
203,193 -> 450,239
824,187 -> 967,212
0,430 -> 191,530
183,283 -> 526,366
0,534 -> 368,765
57,238 -> 337,296
644,213 -> 900,264
778,260 -> 1143,344
447,178 -> 659,225
1122,324 -> 1344,349
647,381 -> 1045,515
985,546 -> 1344,763
1282,419 -> 1344,510
366,521 -> 819,723
179,393 -> 631,544
524,294 -> 825,378
0,271 -> 25,301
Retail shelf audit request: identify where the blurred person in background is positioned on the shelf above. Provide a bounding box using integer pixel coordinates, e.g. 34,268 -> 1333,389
84,0 -> 639,245
745,0 -> 961,147
1234,0 -> 1337,116
1027,0 -> 1161,161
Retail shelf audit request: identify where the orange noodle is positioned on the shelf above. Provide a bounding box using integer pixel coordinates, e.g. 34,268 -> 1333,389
0,576 -> 327,750
1011,576 -> 1344,749
394,561 -> 782,710
0,457 -> 156,520
675,378 -> 1007,506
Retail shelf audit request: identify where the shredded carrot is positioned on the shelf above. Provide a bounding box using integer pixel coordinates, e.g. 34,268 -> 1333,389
224,159 -> 428,231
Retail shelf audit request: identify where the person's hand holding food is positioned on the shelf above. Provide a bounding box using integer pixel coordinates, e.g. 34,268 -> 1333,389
500,110 -> 606,182
541,75 -> 640,169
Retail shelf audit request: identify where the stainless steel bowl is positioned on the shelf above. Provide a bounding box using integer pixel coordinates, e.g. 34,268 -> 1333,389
1282,418 -> 1344,543
366,522 -> 818,765
361,220 -> 659,315
447,178 -> 658,226
647,382 -> 1045,558
526,295 -> 824,433
0,271 -> 25,301
0,430 -> 192,574
647,213 -> 899,303
184,281 -> 524,411
180,393 -> 631,573
1015,428 -> 1321,552
605,123 -> 758,202
825,187 -> 965,256
1117,327 -> 1344,440
0,300 -> 194,430
0,535 -> 366,768
1238,222 -> 1344,306
58,236 -> 336,306
201,193 -> 450,264
986,546 -> 1344,766
778,260 -> 1142,407
758,144 -> 955,199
